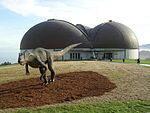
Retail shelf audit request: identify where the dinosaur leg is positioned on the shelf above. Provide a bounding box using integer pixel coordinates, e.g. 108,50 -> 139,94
39,67 -> 44,81
35,56 -> 49,84
25,63 -> 30,75
39,66 -> 48,84
47,57 -> 55,82
42,73 -> 48,85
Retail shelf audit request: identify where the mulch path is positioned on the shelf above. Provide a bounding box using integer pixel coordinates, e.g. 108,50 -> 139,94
0,71 -> 116,109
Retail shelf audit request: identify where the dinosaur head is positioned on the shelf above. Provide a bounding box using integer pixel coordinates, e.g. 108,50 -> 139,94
18,50 -> 35,65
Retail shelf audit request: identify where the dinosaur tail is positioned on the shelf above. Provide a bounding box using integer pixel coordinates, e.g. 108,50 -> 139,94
53,43 -> 81,60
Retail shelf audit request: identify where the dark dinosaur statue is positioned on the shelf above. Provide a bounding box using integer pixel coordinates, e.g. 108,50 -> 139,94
18,43 -> 81,84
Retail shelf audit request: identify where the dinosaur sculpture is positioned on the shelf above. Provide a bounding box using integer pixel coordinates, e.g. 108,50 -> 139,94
18,43 -> 81,84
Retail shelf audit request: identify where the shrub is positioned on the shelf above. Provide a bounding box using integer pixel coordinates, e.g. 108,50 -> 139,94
0,61 -> 11,66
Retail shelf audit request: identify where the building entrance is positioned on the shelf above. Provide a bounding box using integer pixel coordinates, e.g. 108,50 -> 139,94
103,53 -> 113,59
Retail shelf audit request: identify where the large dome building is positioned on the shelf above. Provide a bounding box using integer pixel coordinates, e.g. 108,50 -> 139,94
20,19 -> 91,49
20,19 -> 139,60
87,20 -> 139,60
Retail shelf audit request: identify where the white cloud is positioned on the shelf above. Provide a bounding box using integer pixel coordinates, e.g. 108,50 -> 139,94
0,0 -> 50,17
1,0 -> 149,25
0,0 -> 150,44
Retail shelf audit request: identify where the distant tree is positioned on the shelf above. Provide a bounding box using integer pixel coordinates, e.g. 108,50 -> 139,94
0,61 -> 11,66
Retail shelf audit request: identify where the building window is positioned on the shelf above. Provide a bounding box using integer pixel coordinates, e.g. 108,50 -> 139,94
70,53 -> 72,59
73,53 -> 75,59
78,53 -> 80,59
70,53 -> 81,60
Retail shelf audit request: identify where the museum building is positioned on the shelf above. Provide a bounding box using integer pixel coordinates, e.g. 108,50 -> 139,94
20,19 -> 139,60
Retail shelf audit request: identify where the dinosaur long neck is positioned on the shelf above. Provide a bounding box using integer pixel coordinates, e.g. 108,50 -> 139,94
53,43 -> 81,60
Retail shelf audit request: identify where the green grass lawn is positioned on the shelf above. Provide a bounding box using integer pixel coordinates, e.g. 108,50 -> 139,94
112,59 -> 150,64
12,100 -> 150,113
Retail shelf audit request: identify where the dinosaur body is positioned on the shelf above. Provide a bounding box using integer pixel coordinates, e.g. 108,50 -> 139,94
18,43 -> 81,84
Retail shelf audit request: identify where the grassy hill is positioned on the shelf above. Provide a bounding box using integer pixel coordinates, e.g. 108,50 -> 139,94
0,61 -> 149,113
140,44 -> 150,49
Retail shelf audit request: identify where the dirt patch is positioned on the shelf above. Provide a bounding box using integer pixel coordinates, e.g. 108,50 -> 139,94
0,71 -> 116,109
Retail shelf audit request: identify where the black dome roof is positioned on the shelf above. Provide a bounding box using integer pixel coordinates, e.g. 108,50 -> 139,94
20,20 -> 139,50
20,19 -> 91,49
76,24 -> 91,37
89,21 -> 139,49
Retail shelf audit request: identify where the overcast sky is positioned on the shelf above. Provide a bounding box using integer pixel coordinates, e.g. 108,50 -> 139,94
0,0 -> 150,63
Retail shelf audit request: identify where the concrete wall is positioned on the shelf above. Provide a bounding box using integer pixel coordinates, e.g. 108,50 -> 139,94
95,49 -> 139,60
125,49 -> 139,59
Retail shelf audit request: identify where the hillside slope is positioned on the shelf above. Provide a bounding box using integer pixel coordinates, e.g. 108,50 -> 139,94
140,44 -> 150,49
0,61 -> 149,107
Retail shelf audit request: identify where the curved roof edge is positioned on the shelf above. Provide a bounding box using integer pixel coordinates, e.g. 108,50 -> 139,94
20,19 -> 93,49
47,19 -> 90,41
89,21 -> 139,49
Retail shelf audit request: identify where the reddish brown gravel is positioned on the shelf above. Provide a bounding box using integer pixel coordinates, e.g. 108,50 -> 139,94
0,71 -> 116,109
